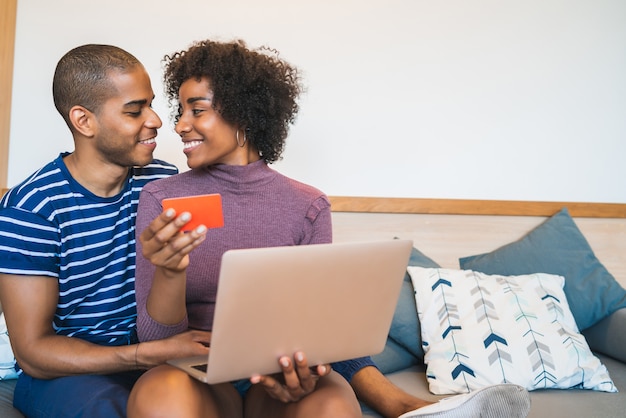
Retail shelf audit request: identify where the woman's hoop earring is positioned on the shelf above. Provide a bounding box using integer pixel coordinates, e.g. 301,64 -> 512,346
236,130 -> 247,147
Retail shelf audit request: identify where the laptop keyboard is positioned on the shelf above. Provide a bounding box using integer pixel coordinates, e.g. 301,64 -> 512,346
192,363 -> 208,373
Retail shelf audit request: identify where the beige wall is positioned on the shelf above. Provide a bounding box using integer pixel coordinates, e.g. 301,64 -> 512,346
0,0 -> 16,189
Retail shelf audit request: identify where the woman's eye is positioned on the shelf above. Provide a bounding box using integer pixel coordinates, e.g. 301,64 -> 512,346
192,109 -> 203,116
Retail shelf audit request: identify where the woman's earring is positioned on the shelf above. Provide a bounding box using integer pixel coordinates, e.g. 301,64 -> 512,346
236,130 -> 247,147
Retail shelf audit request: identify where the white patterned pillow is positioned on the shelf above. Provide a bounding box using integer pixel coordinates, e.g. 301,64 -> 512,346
0,313 -> 19,380
407,266 -> 617,395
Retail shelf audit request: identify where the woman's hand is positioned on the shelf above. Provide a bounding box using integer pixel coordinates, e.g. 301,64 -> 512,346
250,351 -> 332,403
140,208 -> 207,272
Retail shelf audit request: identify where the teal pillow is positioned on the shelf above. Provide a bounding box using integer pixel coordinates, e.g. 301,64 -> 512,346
371,335 -> 418,374
385,243 -> 441,364
460,208 -> 626,331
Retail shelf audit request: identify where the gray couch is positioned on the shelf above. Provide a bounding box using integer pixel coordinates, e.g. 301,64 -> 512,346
2,308 -> 625,417
363,308 -> 626,417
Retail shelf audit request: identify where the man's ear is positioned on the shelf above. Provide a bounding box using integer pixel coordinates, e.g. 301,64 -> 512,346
69,106 -> 96,137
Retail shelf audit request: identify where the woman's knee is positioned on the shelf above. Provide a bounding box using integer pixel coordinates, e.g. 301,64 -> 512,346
127,365 -> 204,418
244,371 -> 361,418
314,372 -> 361,417
128,365 -> 243,418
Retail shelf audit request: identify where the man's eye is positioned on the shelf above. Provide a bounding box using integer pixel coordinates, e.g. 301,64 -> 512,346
127,111 -> 141,117
192,109 -> 203,116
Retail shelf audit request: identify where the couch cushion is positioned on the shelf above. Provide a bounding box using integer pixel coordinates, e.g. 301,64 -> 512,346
408,266 -> 616,395
363,354 -> 626,418
0,380 -> 21,418
459,207 -> 626,331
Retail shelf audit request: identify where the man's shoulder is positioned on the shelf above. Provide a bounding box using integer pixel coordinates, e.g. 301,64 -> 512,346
131,159 -> 179,186
1,157 -> 68,209
140,169 -> 197,196
133,159 -> 178,176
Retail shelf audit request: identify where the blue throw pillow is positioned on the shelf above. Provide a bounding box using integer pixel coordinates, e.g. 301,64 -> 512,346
459,208 -> 626,331
384,243 -> 441,366
371,336 -> 418,374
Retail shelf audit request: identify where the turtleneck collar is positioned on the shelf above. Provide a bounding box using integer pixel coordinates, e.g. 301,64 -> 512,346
198,160 -> 277,190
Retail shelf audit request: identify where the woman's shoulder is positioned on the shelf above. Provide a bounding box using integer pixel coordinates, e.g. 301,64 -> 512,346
284,176 -> 327,201
272,171 -> 331,212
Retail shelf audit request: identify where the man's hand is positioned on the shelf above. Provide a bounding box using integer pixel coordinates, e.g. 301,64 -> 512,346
136,330 -> 211,369
140,208 -> 207,272
250,351 -> 332,403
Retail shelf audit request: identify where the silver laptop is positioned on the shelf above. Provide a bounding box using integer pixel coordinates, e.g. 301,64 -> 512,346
167,239 -> 412,384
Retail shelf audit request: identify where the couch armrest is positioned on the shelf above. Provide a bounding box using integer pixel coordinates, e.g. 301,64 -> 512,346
582,308 -> 626,363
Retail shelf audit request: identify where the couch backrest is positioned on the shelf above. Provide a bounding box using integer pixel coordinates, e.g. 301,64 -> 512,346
330,197 -> 626,288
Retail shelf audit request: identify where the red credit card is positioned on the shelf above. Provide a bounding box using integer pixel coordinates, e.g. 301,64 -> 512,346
162,193 -> 224,231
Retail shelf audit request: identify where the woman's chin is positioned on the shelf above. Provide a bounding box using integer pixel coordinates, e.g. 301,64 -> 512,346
185,158 -> 201,170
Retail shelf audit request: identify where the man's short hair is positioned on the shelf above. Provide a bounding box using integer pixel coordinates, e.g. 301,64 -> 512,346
52,44 -> 142,130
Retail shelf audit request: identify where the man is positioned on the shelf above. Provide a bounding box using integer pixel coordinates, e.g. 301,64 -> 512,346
0,44 -> 210,417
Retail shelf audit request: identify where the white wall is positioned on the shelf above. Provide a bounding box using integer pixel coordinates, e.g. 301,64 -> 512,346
9,0 -> 626,203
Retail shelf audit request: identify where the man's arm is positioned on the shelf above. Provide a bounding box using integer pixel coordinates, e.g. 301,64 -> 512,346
0,273 -> 137,379
0,273 -> 211,379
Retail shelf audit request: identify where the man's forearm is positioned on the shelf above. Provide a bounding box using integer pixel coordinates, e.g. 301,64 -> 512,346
15,335 -> 138,379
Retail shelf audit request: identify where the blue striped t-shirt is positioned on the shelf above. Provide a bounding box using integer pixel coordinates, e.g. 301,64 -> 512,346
0,153 -> 177,346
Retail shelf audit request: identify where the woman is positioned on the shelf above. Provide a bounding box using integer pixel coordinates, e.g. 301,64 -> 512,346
128,39 -> 363,418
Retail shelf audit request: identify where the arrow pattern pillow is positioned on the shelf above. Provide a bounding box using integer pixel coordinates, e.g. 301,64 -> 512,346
407,266 -> 617,395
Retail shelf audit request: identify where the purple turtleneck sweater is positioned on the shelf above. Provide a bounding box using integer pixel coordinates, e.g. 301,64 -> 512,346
135,160 -> 332,341
135,160 -> 332,338
134,160 -> 375,381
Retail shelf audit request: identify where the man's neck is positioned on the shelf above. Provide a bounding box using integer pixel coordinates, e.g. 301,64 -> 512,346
64,152 -> 129,197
